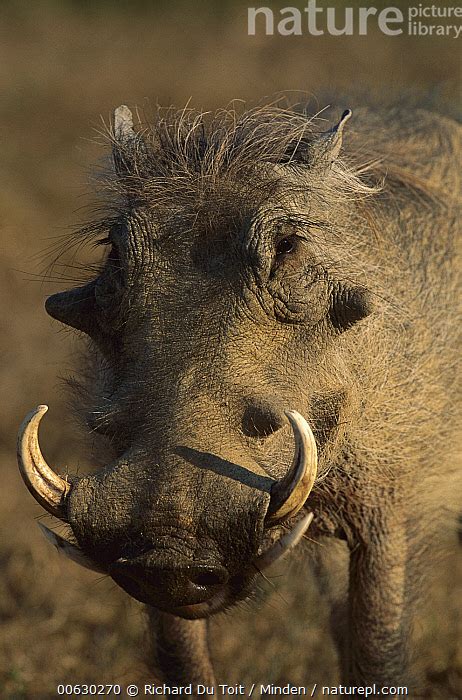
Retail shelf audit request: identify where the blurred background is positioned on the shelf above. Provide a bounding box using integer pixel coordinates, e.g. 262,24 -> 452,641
0,1 -> 460,697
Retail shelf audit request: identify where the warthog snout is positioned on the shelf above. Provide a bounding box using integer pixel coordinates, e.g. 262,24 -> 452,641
111,552 -> 230,610
18,404 -> 318,617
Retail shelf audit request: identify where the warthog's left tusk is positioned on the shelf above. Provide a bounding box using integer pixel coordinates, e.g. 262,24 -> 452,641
265,410 -> 318,526
38,523 -> 106,574
254,512 -> 314,571
17,405 -> 70,520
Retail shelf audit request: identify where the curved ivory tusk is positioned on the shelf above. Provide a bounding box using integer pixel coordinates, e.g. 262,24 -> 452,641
265,410 -> 318,526
17,405 -> 70,520
38,523 -> 106,574
254,512 -> 313,571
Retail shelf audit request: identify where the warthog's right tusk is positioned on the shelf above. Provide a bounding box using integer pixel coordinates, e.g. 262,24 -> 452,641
254,512 -> 314,571
17,405 -> 70,520
265,410 -> 318,526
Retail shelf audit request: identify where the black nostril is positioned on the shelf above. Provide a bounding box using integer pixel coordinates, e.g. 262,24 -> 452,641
189,566 -> 229,588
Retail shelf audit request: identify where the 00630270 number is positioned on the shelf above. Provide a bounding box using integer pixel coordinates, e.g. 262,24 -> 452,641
57,685 -> 122,696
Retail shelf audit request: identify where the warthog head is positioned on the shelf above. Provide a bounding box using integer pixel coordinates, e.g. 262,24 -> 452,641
18,104 -> 373,618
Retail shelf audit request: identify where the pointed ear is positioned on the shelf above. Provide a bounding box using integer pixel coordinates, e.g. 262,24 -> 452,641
112,104 -> 138,177
284,109 -> 352,166
316,109 -> 352,164
329,282 -> 372,332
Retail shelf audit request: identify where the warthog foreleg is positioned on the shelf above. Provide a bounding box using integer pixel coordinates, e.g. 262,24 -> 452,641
344,519 -> 412,689
146,608 -> 216,687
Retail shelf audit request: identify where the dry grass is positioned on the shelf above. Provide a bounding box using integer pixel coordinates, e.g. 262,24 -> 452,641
0,2 -> 460,698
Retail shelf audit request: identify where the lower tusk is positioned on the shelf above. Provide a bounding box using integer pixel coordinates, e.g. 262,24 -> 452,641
38,523 -> 106,574
254,511 -> 314,571
17,405 -> 70,520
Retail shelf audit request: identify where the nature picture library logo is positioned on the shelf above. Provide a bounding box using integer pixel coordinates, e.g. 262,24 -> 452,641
248,2 -> 462,38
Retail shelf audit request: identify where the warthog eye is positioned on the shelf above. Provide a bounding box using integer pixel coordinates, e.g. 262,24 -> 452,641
275,236 -> 296,256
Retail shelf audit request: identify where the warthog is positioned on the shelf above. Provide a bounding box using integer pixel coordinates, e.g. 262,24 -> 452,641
18,101 -> 461,689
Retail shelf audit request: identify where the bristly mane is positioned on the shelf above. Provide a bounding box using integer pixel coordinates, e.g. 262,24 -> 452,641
46,99 -> 454,284
41,100 -> 383,293
97,103 -> 380,218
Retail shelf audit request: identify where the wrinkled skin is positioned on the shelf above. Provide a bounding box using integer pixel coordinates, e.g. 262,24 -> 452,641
24,103 -> 462,692
66,204 -> 324,616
